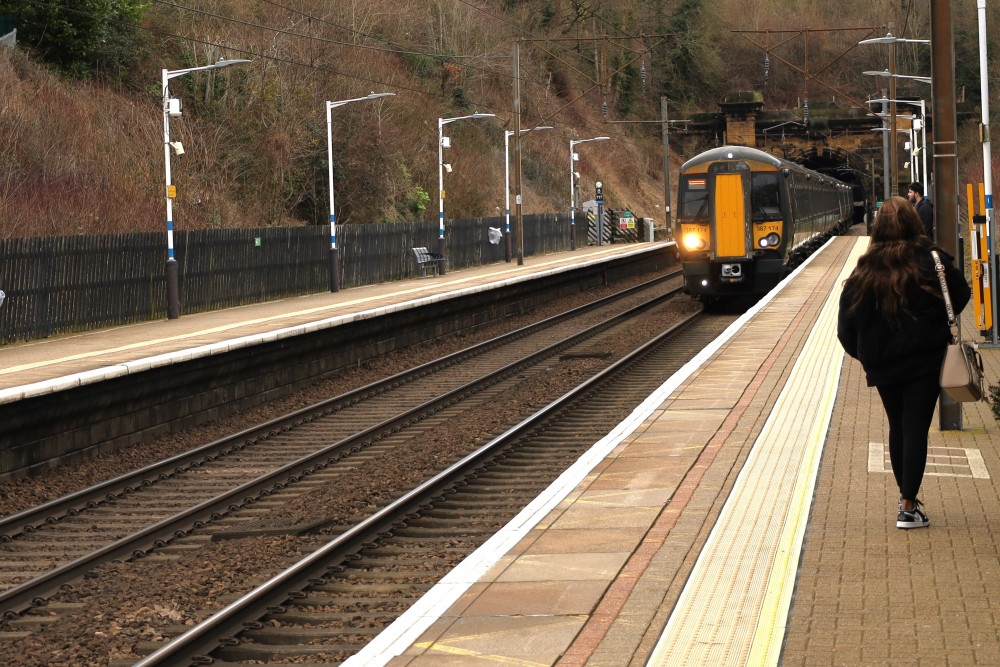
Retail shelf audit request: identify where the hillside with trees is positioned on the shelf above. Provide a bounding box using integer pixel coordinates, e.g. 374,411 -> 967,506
0,0 -> 995,238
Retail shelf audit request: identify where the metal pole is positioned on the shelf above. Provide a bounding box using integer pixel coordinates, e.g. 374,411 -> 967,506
570,141 -> 576,251
513,40 -> 525,265
437,118 -> 447,275
504,131 -> 512,262
920,99 -> 928,193
325,102 -> 340,292
931,0 -> 963,429
890,41 -> 898,197
882,91 -> 890,201
661,96 -> 672,237
978,0 -> 999,346
162,69 -> 180,320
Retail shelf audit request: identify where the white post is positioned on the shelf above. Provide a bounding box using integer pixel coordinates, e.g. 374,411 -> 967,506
920,100 -> 928,190
569,141 -> 576,251
325,101 -> 339,292
978,0 -> 998,345
504,130 -> 512,262
438,117 -> 446,274
162,68 -> 180,320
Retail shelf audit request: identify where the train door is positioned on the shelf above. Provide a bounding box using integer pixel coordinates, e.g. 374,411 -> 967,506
709,161 -> 752,259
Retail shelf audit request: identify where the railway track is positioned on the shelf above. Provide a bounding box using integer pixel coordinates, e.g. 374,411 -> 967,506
0,274 -> 681,619
129,308 -> 737,665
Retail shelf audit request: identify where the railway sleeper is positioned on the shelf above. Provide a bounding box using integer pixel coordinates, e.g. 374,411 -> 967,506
392,521 -> 504,534
287,594 -> 422,608
309,581 -> 434,594
334,570 -> 438,582
211,641 -> 365,661
264,610 -> 400,625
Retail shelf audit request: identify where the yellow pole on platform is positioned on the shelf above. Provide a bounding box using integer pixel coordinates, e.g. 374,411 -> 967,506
968,183 -> 994,334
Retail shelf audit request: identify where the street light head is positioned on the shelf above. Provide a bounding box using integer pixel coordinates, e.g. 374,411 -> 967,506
365,92 -> 395,101
214,57 -> 251,68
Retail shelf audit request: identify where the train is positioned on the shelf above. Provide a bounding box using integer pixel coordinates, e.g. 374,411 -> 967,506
673,145 -> 855,299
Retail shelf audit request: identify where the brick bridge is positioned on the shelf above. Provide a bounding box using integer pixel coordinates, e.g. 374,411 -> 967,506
670,91 -> 960,222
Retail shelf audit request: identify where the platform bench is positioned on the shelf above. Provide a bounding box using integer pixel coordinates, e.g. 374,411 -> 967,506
412,247 -> 442,278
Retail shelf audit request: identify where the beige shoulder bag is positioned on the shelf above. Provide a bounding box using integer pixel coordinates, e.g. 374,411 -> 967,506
931,250 -> 984,401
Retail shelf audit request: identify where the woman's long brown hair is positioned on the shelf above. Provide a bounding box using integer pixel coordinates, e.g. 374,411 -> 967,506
843,195 -> 937,322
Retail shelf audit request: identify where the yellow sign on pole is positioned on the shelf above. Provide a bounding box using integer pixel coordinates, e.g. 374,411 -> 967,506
167,185 -> 177,199
967,182 -> 993,332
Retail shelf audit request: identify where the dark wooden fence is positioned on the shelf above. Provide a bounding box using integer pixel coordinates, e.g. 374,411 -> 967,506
0,213 -> 576,345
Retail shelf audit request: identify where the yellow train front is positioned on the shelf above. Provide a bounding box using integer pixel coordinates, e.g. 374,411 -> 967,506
674,146 -> 854,299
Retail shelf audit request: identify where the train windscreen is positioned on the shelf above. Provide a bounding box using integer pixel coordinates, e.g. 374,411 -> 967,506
679,176 -> 710,221
751,173 -> 780,222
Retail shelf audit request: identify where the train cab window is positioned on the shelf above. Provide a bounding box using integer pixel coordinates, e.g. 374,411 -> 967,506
678,176 -> 710,222
751,173 -> 781,222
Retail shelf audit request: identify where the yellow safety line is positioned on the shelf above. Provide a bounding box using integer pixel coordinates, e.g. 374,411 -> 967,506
747,238 -> 866,664
645,238 -> 867,666
0,246 -> 642,377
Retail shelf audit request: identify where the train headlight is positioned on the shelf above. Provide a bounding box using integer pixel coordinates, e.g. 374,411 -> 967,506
758,232 -> 781,248
683,233 -> 707,250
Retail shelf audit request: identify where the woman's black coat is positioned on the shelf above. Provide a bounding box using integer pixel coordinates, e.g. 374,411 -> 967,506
837,247 -> 971,387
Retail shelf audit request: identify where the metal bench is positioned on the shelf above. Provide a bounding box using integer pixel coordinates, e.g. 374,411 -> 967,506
411,247 -> 442,278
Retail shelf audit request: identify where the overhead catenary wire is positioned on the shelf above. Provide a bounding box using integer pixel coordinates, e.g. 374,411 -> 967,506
12,0 -> 641,143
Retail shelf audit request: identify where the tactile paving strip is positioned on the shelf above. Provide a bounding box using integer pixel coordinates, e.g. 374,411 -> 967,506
645,238 -> 868,666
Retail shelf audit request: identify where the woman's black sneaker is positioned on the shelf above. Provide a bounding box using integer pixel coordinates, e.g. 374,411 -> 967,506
897,499 -> 929,529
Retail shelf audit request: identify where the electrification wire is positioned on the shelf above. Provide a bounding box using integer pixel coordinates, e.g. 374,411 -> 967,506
255,0 -> 508,60
151,0 -> 599,98
151,0 -> 510,69
453,0 -> 599,67
150,0 -> 592,96
12,0 -> 637,141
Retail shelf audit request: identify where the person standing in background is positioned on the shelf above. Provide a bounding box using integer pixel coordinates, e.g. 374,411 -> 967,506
907,182 -> 934,239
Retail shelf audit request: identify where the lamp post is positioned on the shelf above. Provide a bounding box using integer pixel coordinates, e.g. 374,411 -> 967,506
860,33 -> 930,198
872,111 -> 920,179
504,126 -> 552,262
162,57 -> 250,319
870,98 -> 928,185
325,92 -> 395,292
438,113 -> 495,274
569,137 -> 610,250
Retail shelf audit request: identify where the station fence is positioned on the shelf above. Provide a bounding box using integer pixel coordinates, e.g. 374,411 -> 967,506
0,213 -> 586,345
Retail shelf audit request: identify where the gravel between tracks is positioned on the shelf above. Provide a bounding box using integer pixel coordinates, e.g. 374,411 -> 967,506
0,271 -> 698,666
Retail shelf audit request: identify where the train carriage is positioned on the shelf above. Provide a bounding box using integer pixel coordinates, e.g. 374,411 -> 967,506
674,145 -> 854,299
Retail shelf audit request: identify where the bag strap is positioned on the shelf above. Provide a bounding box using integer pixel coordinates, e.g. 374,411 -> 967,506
930,250 -> 960,343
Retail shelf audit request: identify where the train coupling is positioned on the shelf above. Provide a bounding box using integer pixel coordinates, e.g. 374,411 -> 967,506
719,263 -> 745,283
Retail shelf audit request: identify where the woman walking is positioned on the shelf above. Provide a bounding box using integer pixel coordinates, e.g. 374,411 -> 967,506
837,196 -> 971,529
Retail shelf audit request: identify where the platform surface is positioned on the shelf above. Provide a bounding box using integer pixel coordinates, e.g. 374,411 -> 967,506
0,243 -> 663,402
342,235 -> 1000,666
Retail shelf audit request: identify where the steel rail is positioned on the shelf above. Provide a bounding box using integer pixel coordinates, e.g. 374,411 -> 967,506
0,278 -> 681,618
0,271 -> 678,543
135,300 -> 704,666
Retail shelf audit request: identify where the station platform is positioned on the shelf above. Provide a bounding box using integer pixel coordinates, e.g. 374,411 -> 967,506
0,243 -> 664,403
349,235 -> 1000,666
